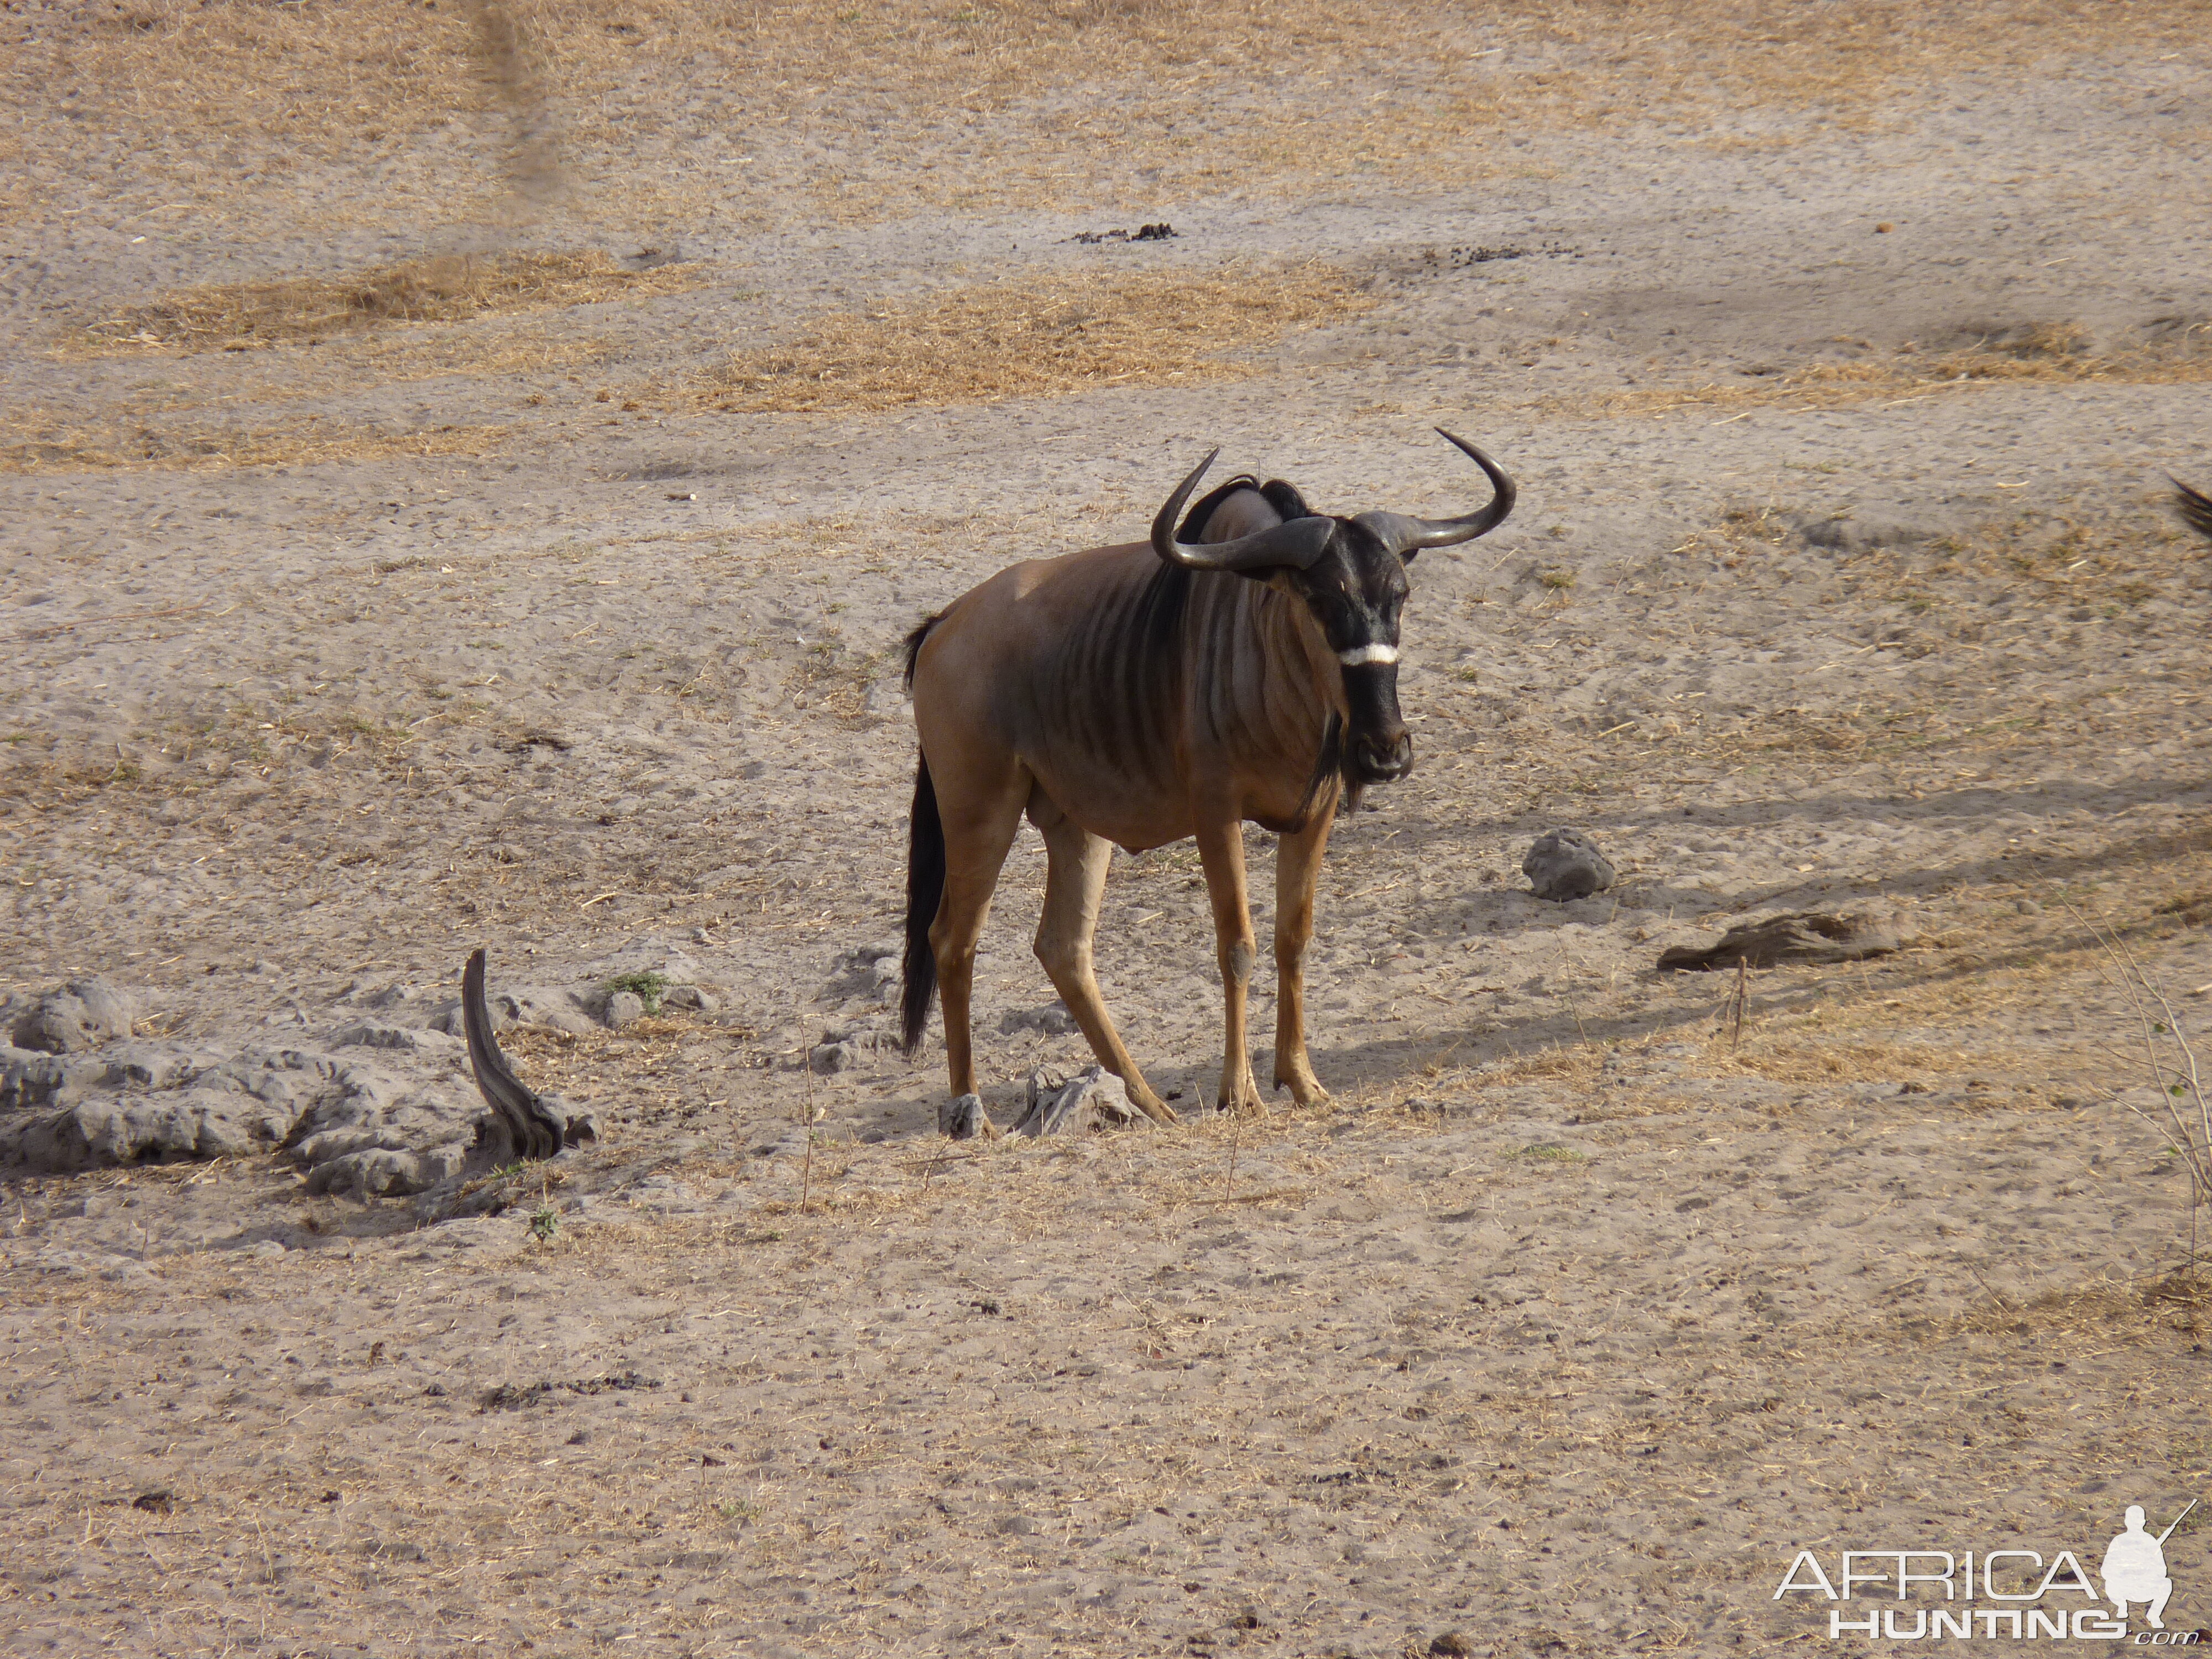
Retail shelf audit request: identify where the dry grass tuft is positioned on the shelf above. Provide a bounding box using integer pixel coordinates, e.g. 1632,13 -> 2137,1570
698,264 -> 1369,413
86,252 -> 700,354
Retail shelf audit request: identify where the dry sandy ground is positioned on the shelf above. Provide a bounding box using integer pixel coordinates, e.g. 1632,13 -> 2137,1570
4,1 -> 2212,1653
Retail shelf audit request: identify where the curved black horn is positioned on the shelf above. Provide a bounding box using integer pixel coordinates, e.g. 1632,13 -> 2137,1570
2173,476 -> 2212,542
1353,429 -> 1517,557
1152,448 -> 1337,573
462,947 -> 561,1160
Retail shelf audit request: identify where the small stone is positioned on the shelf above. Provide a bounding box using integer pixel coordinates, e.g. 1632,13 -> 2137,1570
940,1093 -> 987,1139
2015,898 -> 2041,915
604,991 -> 646,1027
1430,1633 -> 1473,1658
1522,828 -> 1616,902
661,984 -> 721,1014
808,1040 -> 858,1075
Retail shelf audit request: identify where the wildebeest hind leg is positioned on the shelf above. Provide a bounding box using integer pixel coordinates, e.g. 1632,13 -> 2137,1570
930,768 -> 1027,1133
1195,817 -> 1265,1115
1030,804 -> 1178,1125
1270,800 -> 1337,1105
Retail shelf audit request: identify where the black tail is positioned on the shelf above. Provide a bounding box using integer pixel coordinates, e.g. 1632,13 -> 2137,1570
899,750 -> 945,1056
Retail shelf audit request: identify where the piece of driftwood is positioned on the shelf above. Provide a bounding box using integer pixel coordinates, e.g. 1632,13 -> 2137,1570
462,947 -> 597,1159
1657,911 -> 1900,972
1010,1065 -> 1141,1138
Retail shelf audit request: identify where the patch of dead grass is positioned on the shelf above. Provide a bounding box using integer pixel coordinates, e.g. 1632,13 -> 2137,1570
1544,316 -> 2212,424
82,252 -> 701,354
696,264 -> 1371,413
0,414 -> 512,476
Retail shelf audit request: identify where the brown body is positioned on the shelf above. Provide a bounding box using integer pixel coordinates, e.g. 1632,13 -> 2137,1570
898,433 -> 1515,1133
909,542 -> 1347,1122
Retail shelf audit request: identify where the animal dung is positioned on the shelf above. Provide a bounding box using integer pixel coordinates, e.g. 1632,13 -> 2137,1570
1070,222 -> 1177,244
1657,911 -> 1900,972
1010,1065 -> 1141,1138
1522,827 -> 1616,902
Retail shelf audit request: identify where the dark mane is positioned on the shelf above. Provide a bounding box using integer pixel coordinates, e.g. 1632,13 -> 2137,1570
1131,557 -> 1193,662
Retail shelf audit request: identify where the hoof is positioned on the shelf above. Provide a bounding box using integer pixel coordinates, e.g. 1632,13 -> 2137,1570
940,1093 -> 991,1139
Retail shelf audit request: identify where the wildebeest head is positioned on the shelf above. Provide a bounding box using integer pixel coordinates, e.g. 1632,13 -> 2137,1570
1151,429 -> 1515,786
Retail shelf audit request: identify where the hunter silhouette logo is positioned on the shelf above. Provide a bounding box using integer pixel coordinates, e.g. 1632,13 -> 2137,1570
2105,1502 -> 2195,1630
1775,1499 -> 2200,1641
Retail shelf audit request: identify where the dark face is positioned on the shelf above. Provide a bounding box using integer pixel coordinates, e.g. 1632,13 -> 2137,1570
1287,523 -> 1413,786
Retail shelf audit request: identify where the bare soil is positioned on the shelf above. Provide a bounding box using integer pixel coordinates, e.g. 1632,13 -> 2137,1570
4,2 -> 2211,1655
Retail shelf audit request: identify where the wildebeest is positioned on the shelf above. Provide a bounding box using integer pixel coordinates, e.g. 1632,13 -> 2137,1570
2174,477 -> 2212,542
898,430 -> 1515,1133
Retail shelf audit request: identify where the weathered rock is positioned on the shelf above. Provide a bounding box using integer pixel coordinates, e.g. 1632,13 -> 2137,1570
1522,828 -> 1616,902
10,979 -> 138,1053
604,991 -> 647,1027
0,1045 -> 77,1113
1000,1001 -> 1079,1036
332,1022 -> 462,1055
1010,1064 -> 1140,1137
304,1141 -> 470,1198
1657,910 -> 1901,971
32,1248 -> 156,1285
4,1088 -> 296,1171
940,1093 -> 988,1139
425,985 -> 596,1039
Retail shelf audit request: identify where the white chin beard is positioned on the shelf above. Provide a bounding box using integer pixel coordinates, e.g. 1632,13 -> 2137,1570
1337,644 -> 1399,667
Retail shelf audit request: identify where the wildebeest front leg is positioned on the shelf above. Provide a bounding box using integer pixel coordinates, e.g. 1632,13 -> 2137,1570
1030,804 -> 1178,1125
1271,800 -> 1337,1105
1195,818 -> 1265,1114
